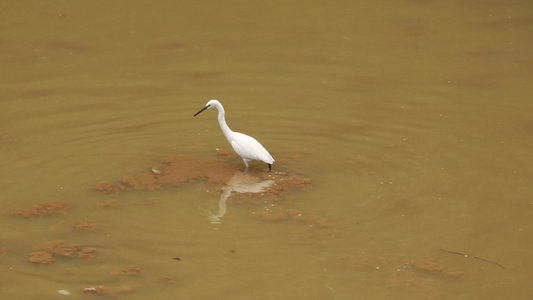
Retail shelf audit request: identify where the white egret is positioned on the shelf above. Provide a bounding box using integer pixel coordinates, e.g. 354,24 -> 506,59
194,99 -> 274,171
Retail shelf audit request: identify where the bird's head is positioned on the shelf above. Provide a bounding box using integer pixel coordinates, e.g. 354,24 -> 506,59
194,99 -> 221,116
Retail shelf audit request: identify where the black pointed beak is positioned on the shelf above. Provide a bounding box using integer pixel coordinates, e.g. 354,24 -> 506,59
194,105 -> 209,116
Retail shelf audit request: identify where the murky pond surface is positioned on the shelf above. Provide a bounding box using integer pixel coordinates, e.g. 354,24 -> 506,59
1,1 -> 532,299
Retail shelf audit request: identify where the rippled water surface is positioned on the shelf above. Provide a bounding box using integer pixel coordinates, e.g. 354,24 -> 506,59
1,1 -> 532,299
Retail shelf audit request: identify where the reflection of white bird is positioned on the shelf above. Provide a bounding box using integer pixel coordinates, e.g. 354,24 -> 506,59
209,170 -> 274,224
194,99 -> 275,171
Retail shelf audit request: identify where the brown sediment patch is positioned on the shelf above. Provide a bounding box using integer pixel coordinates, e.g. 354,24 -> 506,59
78,248 -> 97,258
74,221 -> 98,231
110,265 -> 141,276
93,154 -> 237,192
12,199 -> 71,218
0,247 -> 7,258
94,181 -> 126,193
93,154 -> 310,196
36,240 -> 83,257
120,172 -> 162,190
28,251 -> 55,264
152,154 -> 235,186
28,240 -> 96,264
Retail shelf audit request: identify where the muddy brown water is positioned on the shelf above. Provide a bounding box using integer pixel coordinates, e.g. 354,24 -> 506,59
1,1 -> 532,299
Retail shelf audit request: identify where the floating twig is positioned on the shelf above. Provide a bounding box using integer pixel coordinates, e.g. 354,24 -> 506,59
440,249 -> 505,269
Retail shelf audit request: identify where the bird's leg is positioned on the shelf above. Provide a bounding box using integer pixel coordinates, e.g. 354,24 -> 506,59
268,164 -> 272,172
242,158 -> 250,168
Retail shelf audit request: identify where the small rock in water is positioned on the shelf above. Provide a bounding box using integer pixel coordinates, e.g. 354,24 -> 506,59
151,166 -> 162,174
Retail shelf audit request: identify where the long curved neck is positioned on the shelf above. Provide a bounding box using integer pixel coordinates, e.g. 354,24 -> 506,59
216,106 -> 233,141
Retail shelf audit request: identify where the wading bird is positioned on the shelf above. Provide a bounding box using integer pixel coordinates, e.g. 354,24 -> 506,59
194,99 -> 274,171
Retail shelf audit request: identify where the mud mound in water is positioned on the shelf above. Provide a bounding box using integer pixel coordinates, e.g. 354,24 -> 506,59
93,154 -> 310,202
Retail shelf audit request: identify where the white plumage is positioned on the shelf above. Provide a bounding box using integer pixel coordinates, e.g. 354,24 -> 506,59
194,99 -> 274,171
